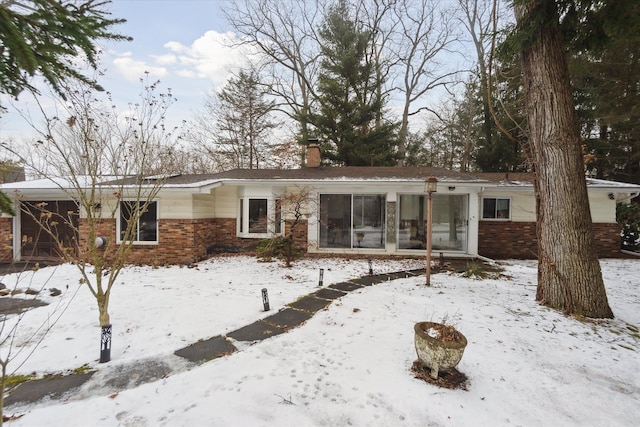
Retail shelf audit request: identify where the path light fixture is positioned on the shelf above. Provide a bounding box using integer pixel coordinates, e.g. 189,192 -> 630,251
425,176 -> 438,286
262,288 -> 270,311
318,268 -> 324,287
100,324 -> 112,363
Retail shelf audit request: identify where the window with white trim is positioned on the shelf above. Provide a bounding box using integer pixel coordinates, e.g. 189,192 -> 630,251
118,201 -> 158,243
482,197 -> 511,220
238,197 -> 281,238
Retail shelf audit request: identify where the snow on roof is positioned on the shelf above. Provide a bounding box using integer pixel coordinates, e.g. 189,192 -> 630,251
0,176 -> 96,190
2,169 -> 639,192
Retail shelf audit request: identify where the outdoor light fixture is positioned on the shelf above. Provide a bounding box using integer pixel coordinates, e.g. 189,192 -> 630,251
425,176 -> 438,193
425,176 -> 438,286
262,288 -> 270,311
94,236 -> 108,248
318,268 -> 324,287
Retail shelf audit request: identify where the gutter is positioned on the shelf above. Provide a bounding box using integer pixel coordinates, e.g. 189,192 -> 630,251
621,249 -> 640,258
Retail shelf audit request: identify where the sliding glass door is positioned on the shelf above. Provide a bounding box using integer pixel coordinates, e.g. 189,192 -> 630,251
319,194 -> 385,249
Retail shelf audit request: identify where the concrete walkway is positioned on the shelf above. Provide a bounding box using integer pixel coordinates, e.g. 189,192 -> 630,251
4,268 -> 426,410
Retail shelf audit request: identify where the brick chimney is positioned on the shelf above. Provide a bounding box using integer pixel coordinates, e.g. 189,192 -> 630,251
306,139 -> 321,168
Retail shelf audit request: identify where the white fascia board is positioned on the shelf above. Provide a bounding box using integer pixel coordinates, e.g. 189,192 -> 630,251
585,178 -> 640,191
95,180 -> 224,194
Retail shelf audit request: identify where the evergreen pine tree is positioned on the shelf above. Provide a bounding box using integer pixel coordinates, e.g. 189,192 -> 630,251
0,0 -> 130,101
215,69 -> 275,169
311,0 -> 398,166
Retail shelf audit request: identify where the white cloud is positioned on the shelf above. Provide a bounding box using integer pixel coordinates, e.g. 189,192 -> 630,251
152,54 -> 178,65
162,30 -> 257,86
164,41 -> 187,54
112,55 -> 168,81
108,30 -> 260,90
175,69 -> 197,78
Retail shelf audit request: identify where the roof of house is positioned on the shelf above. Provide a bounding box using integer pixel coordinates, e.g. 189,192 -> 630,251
3,168 -> 639,193
475,172 -> 640,190
158,166 -> 486,185
127,168 -> 640,191
94,166 -> 490,189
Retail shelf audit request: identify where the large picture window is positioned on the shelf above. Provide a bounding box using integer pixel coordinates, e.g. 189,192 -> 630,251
319,194 -> 385,249
398,194 -> 468,251
119,201 -> 158,243
482,197 -> 510,220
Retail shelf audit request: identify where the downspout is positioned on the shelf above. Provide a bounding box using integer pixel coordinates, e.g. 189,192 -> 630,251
618,192 -> 639,203
12,199 -> 21,262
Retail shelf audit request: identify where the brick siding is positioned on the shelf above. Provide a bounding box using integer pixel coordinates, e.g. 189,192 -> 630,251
592,223 -> 626,257
478,221 -> 624,259
6,214 -> 627,265
208,218 -> 259,252
285,219 -> 309,250
78,218 -> 221,266
207,218 -> 309,253
77,217 -> 283,265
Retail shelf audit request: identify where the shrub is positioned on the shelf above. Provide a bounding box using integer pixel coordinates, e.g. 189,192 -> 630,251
256,236 -> 301,264
617,202 -> 640,252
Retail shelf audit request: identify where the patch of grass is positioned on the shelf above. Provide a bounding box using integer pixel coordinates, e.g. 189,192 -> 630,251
72,364 -> 93,375
460,262 -> 488,279
459,261 -> 505,280
43,372 -> 64,380
44,365 -> 94,380
4,373 -> 36,387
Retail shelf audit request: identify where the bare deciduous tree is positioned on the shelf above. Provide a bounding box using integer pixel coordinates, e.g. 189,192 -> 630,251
225,0 -> 322,162
257,186 -> 315,267
457,0 -> 495,158
389,0 -> 461,165
3,77 -> 180,361
277,186 -> 313,267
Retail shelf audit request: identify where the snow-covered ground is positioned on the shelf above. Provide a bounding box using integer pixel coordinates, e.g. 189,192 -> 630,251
1,256 -> 639,426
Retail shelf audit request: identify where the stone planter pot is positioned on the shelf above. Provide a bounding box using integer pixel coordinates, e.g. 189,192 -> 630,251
414,321 -> 467,379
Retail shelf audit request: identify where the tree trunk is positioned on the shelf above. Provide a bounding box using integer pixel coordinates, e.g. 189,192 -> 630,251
515,0 -> 613,318
397,97 -> 411,166
97,293 -> 110,326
